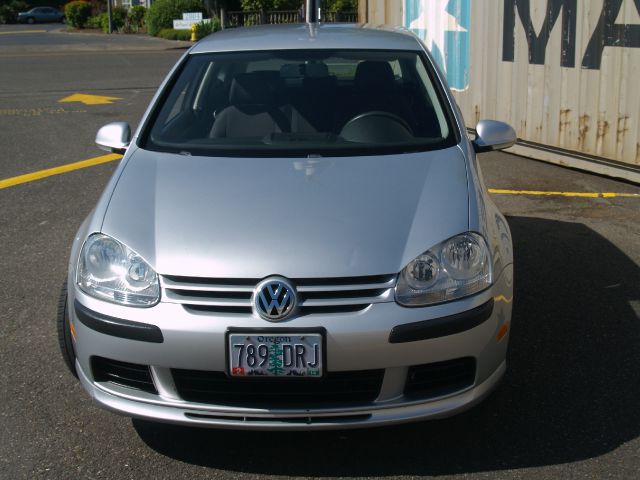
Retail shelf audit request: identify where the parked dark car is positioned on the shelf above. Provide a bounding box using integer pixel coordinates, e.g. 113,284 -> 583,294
18,7 -> 64,24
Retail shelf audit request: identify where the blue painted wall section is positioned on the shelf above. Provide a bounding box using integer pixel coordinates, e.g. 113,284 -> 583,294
404,0 -> 471,91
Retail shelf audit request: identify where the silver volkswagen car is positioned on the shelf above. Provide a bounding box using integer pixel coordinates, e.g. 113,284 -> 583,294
59,23 -> 516,430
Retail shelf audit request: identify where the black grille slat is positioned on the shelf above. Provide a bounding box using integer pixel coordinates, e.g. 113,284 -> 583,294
102,376 -> 156,391
185,304 -> 368,315
404,358 -> 476,400
165,274 -> 394,288
168,290 -> 252,300
91,357 -> 157,394
299,288 -> 386,300
102,370 -> 154,384
296,275 -> 394,286
185,413 -> 373,423
104,366 -> 150,377
163,276 -> 256,286
172,369 -> 384,408
298,305 -> 368,315
186,305 -> 253,314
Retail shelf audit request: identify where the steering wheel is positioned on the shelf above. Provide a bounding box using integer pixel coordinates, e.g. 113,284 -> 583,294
341,111 -> 413,135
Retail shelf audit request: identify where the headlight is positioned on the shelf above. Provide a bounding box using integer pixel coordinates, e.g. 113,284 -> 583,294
76,234 -> 159,307
396,232 -> 492,306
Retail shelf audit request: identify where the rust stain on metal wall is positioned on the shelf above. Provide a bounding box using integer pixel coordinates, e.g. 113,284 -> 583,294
596,118 -> 610,155
597,119 -> 610,140
617,115 -> 629,145
559,109 -> 571,133
578,114 -> 590,150
535,124 -> 543,142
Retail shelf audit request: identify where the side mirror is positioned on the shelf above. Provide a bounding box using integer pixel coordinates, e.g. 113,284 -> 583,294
472,120 -> 517,153
95,122 -> 131,154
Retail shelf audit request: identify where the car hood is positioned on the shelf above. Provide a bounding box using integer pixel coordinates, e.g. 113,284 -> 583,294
101,147 -> 469,278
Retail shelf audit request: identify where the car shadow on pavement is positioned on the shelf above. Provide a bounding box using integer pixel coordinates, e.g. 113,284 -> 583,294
133,216 -> 640,476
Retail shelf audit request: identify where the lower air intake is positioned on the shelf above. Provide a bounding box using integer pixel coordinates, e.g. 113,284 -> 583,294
91,356 -> 157,394
171,369 -> 384,408
404,357 -> 476,400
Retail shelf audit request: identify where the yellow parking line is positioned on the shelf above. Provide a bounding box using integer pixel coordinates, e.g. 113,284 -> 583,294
0,154 -> 122,190
488,189 -> 640,198
0,30 -> 47,35
494,295 -> 513,303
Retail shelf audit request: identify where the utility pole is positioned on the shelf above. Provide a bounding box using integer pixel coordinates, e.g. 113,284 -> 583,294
107,0 -> 113,34
305,0 -> 320,23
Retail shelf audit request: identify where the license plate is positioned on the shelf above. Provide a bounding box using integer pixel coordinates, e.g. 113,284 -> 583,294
228,333 -> 323,378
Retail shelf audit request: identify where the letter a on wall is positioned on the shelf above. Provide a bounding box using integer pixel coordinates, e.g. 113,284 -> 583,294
404,0 -> 471,91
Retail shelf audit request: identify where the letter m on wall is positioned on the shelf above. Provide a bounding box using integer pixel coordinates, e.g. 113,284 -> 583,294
503,0 -> 578,68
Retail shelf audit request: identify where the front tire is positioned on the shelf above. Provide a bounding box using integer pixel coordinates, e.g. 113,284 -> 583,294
57,280 -> 78,378
27,17 -> 35,24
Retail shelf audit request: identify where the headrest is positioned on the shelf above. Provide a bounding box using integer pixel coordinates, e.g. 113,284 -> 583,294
355,61 -> 395,92
229,71 -> 281,106
303,75 -> 337,91
304,63 -> 329,78
280,64 -> 301,78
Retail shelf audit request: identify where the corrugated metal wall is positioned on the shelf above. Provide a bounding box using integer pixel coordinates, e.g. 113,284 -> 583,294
361,0 -> 640,176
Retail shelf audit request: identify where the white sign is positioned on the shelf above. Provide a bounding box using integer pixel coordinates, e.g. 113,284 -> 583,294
173,18 -> 210,30
182,12 -> 203,21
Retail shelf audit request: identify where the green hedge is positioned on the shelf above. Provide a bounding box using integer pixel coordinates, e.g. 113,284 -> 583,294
194,17 -> 220,40
128,5 -> 146,29
157,28 -> 192,41
86,7 -> 146,33
100,6 -> 127,32
146,0 -> 204,37
64,0 -> 92,28
85,14 -> 102,29
0,0 -> 28,24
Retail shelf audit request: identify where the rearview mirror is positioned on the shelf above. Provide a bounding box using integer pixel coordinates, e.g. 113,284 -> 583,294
472,120 -> 517,153
95,122 -> 131,154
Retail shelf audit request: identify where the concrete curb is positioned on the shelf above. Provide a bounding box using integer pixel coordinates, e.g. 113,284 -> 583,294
52,27 -> 192,48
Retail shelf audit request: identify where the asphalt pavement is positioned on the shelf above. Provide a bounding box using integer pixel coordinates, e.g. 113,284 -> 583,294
0,22 -> 191,49
1,24 -> 639,480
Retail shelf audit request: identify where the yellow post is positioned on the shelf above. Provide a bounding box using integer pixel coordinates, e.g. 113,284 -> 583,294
190,23 -> 197,42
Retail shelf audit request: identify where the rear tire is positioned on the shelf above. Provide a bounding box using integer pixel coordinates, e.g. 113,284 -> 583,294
57,280 -> 78,378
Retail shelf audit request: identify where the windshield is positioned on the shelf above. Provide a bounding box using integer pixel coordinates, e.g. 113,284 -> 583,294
141,49 -> 458,157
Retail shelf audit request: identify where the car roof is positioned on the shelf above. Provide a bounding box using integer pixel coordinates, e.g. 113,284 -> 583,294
190,23 -> 423,54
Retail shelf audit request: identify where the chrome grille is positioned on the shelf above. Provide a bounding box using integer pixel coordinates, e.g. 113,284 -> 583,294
161,274 -> 396,315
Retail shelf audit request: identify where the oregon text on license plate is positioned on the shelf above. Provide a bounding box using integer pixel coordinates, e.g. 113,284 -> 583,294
228,334 -> 323,378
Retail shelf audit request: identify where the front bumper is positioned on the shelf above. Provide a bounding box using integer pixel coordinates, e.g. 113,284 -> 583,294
70,266 -> 513,430
77,358 -> 505,430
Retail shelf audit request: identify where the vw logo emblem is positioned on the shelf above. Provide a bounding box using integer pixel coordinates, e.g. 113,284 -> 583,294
253,277 -> 297,321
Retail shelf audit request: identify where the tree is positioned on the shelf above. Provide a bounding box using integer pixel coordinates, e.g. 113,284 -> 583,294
204,0 -> 241,17
322,0 -> 357,11
240,0 -> 302,11
238,0 -> 355,13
